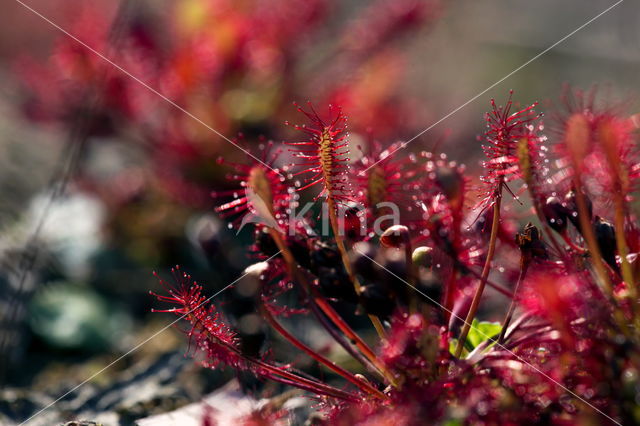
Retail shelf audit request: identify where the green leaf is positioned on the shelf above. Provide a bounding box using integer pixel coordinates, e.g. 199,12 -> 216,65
466,319 -> 502,350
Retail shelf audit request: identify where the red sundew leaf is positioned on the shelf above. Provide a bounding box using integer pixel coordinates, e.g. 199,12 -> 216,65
550,86 -> 640,206
478,91 -> 541,211
286,103 -> 353,206
213,141 -> 290,230
150,267 -> 247,371
351,141 -> 427,232
151,267 -> 363,403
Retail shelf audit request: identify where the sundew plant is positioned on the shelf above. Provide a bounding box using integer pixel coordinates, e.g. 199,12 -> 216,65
8,0 -> 640,425
153,90 -> 640,424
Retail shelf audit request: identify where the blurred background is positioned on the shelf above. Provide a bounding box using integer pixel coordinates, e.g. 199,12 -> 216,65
0,0 -> 638,424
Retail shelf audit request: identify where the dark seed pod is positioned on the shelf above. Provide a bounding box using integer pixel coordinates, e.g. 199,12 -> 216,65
310,240 -> 343,274
377,250 -> 409,304
255,227 -> 279,257
381,250 -> 408,281
317,266 -> 358,303
593,216 -> 617,270
288,233 -> 312,270
542,196 -> 569,233
359,284 -> 395,318
564,189 -> 593,230
416,269 -> 442,306
380,225 -> 409,249
350,242 -> 377,281
515,222 -> 548,260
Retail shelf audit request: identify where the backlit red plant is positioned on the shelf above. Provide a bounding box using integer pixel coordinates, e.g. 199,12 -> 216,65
152,93 -> 640,424
479,91 -> 540,211
213,140 -> 289,228
18,2 -> 640,424
352,141 -> 425,235
286,104 -> 352,206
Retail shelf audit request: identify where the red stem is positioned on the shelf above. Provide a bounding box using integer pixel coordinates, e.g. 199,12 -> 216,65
267,228 -> 397,386
311,293 -> 396,385
305,291 -> 381,375
455,185 -> 503,358
250,356 -> 360,401
179,309 -> 359,401
260,300 -> 387,399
